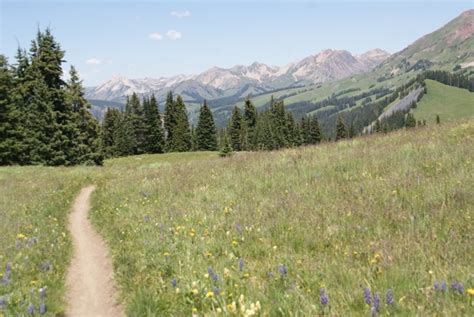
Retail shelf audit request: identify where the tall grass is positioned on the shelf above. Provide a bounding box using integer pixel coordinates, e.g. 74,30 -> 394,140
90,120 -> 474,316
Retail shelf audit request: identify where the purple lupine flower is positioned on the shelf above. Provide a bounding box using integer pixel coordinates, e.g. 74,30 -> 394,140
27,303 -> 35,314
364,287 -> 372,305
319,288 -> 329,306
39,287 -> 46,300
373,292 -> 380,313
235,224 -> 243,235
386,289 -> 394,305
39,303 -> 46,315
207,267 -> 219,283
5,263 -> 11,277
238,258 -> 244,272
212,286 -> 220,296
0,296 -> 7,309
451,281 -> 464,294
434,281 -> 440,291
278,264 -> 288,277
171,278 -> 177,288
39,261 -> 52,272
441,281 -> 447,292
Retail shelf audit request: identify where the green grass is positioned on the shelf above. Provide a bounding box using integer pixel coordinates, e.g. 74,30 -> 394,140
0,166 -> 96,315
1,120 -> 474,316
413,79 -> 474,123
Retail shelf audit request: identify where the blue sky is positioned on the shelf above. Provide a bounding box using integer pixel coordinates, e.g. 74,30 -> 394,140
1,1 -> 472,86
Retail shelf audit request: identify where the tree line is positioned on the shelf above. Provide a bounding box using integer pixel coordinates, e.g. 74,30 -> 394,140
0,29 -> 102,166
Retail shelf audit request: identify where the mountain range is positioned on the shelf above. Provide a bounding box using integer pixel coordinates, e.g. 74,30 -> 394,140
85,49 -> 390,104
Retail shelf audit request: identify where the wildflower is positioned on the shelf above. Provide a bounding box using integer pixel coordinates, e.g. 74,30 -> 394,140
39,287 -> 46,300
278,264 -> 288,278
39,261 -> 52,272
171,278 -> 177,288
267,272 -> 274,279
386,289 -> 394,305
39,303 -> 46,315
373,292 -> 380,313
238,258 -> 244,272
434,281 -> 440,291
27,303 -> 35,315
320,288 -> 329,306
208,267 -> 219,283
451,281 -> 464,294
17,233 -> 27,240
0,296 -> 6,309
236,224 -> 243,235
5,263 -> 11,278
441,281 -> 447,292
213,286 -> 220,296
227,301 -> 237,313
191,288 -> 199,295
206,291 -> 214,298
467,288 -> 474,296
364,287 -> 372,305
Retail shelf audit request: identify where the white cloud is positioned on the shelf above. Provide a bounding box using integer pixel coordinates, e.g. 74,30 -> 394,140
149,32 -> 163,41
166,29 -> 182,40
86,58 -> 101,65
170,10 -> 191,18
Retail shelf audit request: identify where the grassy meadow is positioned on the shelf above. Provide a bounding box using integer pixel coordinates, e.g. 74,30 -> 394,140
413,80 -> 474,124
1,120 -> 474,316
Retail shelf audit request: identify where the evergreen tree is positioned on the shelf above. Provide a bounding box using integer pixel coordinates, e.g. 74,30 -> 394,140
66,66 -> 102,165
143,94 -> 164,153
308,116 -> 321,144
436,114 -> 441,124
101,107 -> 121,157
195,100 -> 218,151
129,93 -> 146,154
167,95 -> 191,152
164,91 -> 176,149
114,110 -> 135,156
335,115 -> 347,141
0,55 -> 17,164
405,113 -> 416,128
229,106 -> 243,151
243,97 -> 257,149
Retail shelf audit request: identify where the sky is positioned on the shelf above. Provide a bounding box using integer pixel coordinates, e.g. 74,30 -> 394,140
1,0 -> 472,86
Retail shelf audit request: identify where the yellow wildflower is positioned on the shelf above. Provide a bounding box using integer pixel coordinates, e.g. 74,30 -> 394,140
191,288 -> 199,295
206,291 -> 214,298
17,233 -> 26,240
227,301 -> 237,313
467,288 -> 474,296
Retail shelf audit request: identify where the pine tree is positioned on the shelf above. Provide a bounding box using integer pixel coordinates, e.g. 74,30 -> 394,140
129,93 -> 146,154
101,107 -> 121,157
167,95 -> 191,152
195,100 -> 218,151
335,115 -> 347,141
229,106 -> 242,151
405,113 -> 416,128
143,94 -> 164,153
243,97 -> 257,149
164,91 -> 176,150
308,116 -> 321,144
0,55 -> 17,164
66,66 -> 102,165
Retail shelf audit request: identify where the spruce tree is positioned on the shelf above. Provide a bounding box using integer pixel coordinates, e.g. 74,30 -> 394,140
167,95 -> 191,152
405,113 -> 416,128
308,116 -> 321,144
143,94 -> 164,153
243,97 -> 257,149
0,55 -> 17,164
436,114 -> 441,124
195,100 -> 218,151
66,66 -> 102,165
335,115 -> 347,141
129,93 -> 146,154
101,108 -> 121,157
164,91 -> 176,150
229,106 -> 242,151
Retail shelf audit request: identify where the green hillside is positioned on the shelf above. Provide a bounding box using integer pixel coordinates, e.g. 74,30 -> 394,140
413,79 -> 474,123
2,120 -> 473,315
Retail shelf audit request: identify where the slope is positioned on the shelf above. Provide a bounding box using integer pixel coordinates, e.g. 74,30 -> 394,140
412,79 -> 474,123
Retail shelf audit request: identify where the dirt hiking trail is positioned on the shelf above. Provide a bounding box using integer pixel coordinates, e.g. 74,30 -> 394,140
66,185 -> 124,317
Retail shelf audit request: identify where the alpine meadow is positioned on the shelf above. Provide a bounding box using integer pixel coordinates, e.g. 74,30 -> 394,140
1,2 -> 473,317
